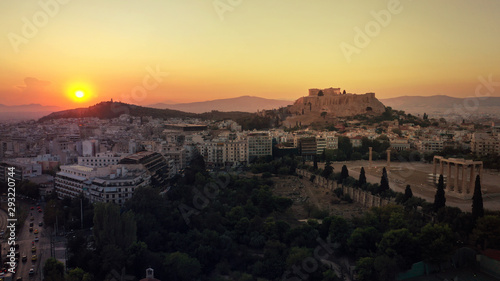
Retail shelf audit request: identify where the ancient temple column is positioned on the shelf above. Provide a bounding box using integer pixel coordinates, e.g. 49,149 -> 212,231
440,160 -> 444,176
386,149 -> 391,168
369,147 -> 373,168
462,165 -> 467,193
455,164 -> 460,193
433,158 -> 437,176
469,164 -> 475,193
447,162 -> 451,187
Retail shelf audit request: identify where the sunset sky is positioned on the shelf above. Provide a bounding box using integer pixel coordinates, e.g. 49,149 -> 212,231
1,0 -> 499,109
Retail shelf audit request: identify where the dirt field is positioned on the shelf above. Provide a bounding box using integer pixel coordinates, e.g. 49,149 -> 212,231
269,174 -> 366,224
318,160 -> 500,212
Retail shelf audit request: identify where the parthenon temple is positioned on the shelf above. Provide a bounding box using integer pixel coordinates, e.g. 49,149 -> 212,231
432,156 -> 484,199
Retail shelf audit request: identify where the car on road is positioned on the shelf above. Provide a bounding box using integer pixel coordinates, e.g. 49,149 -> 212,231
29,222 -> 33,227
30,207 -> 34,210
39,222 -> 43,227
29,227 -> 33,232
34,229 -> 38,234
29,268 -> 34,275
38,208 -> 42,213
30,216 -> 34,221
31,255 -> 37,261
22,255 -> 27,262
34,237 -> 39,242
31,246 -> 36,253
16,277 -> 22,281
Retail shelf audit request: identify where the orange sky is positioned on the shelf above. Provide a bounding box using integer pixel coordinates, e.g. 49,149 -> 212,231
1,0 -> 499,109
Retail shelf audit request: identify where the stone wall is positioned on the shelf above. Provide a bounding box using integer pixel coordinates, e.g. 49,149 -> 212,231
290,91 -> 385,117
296,169 -> 391,208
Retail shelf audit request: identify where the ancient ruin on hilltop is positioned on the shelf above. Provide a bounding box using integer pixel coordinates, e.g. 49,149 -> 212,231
289,87 -> 386,117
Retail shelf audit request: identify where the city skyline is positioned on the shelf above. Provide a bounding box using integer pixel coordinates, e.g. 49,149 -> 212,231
1,0 -> 500,109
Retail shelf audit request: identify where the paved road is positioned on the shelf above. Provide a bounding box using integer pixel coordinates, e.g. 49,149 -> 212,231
1,204 -> 50,281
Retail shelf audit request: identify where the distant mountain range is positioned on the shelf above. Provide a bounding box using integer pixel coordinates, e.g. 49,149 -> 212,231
380,95 -> 500,117
37,101 -> 254,123
148,96 -> 294,113
0,104 -> 62,121
3,95 -> 500,122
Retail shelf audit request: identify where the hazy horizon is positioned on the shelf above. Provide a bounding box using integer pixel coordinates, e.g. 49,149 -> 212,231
1,1 -> 499,108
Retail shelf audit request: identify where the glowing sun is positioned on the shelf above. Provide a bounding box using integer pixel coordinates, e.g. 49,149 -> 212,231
75,90 -> 85,98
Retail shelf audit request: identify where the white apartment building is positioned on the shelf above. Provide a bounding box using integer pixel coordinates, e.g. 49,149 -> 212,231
316,136 -> 326,155
87,166 -> 150,205
82,139 -> 99,156
247,132 -> 272,162
471,133 -> 500,156
416,139 -> 444,153
198,140 -> 248,168
55,165 -> 97,199
77,152 -> 127,167
55,164 -> 149,204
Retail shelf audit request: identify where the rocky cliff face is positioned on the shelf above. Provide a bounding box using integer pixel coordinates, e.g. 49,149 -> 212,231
289,90 -> 385,117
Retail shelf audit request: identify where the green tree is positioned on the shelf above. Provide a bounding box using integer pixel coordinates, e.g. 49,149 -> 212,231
340,165 -> 349,183
66,268 -> 93,281
378,167 -> 389,194
472,215 -> 500,250
93,203 -> 137,251
358,167 -> 367,186
403,185 -> 413,202
378,228 -> 418,270
322,161 -> 334,179
338,136 -> 353,159
347,226 -> 380,257
44,257 -> 65,281
164,252 -> 202,281
434,175 -> 446,212
355,257 -> 376,281
472,175 -> 484,222
328,215 -> 352,253
418,223 -> 454,264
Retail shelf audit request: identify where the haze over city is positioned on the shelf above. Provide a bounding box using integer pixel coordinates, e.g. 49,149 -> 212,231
1,0 -> 500,109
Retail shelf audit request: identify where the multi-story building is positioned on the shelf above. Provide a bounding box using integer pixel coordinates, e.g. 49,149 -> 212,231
87,166 -> 150,205
0,159 -> 42,183
390,138 -> 411,151
118,151 -> 169,185
416,139 -> 444,153
198,140 -> 247,168
55,163 -> 151,204
55,165 -> 97,199
161,144 -> 187,171
82,139 -> 99,157
316,136 -> 326,155
298,137 -> 316,159
325,135 -> 338,150
247,132 -> 272,162
78,152 -> 127,168
471,133 -> 500,156
349,136 -> 363,148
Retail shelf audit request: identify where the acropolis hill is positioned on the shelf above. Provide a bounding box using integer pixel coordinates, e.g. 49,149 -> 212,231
289,87 -> 386,117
